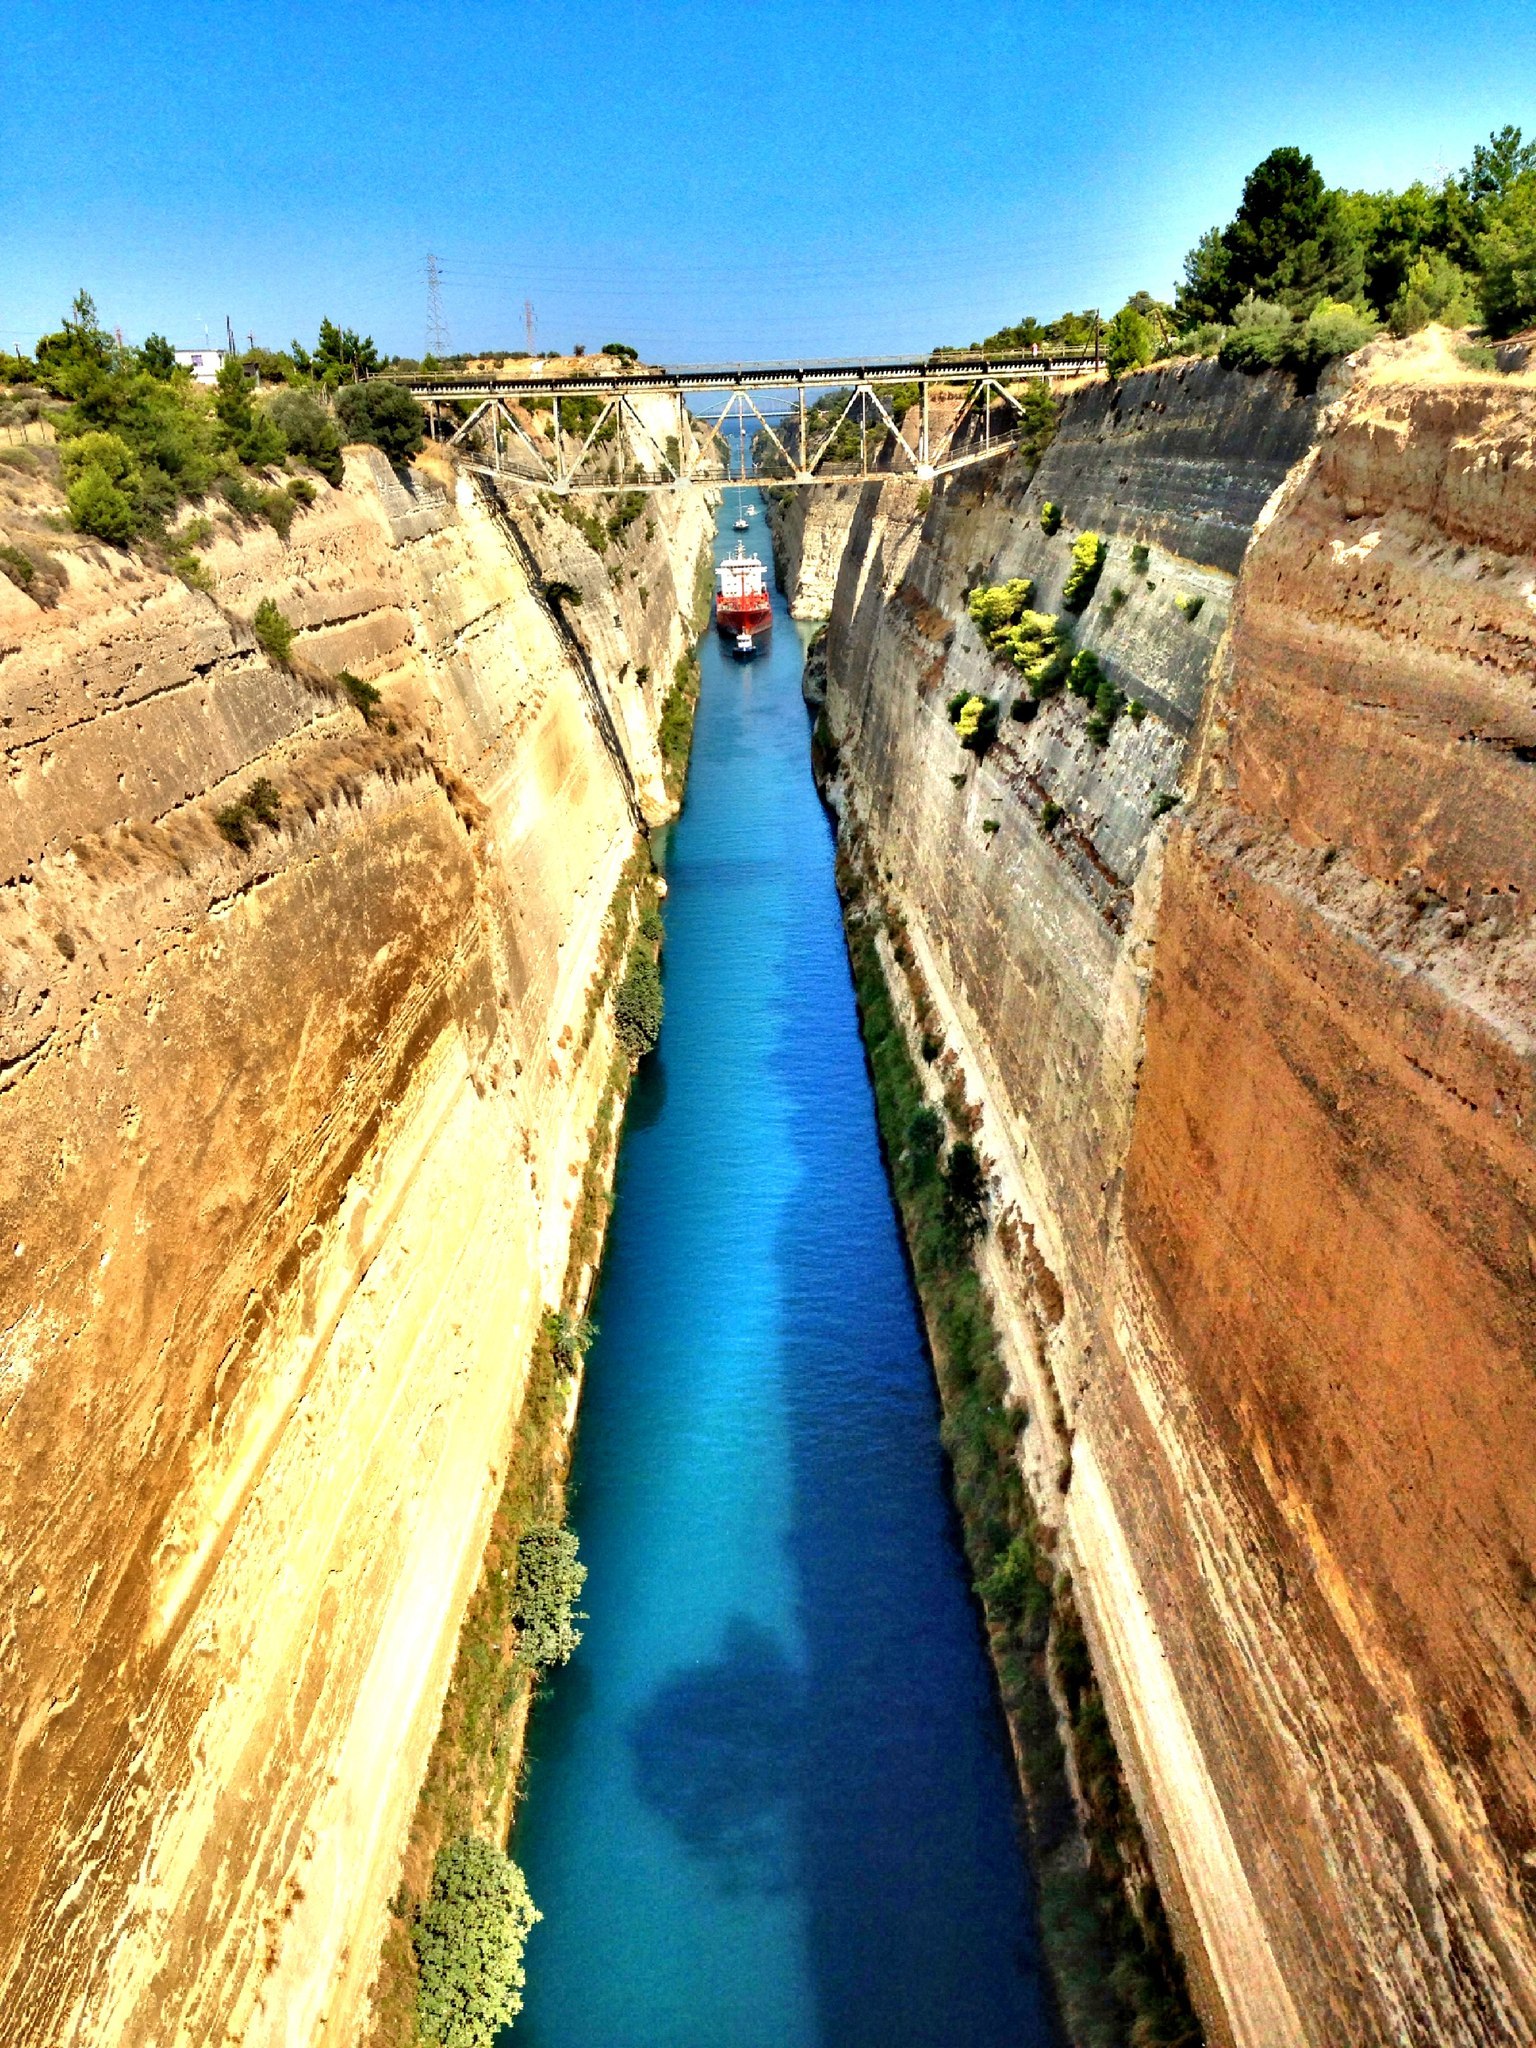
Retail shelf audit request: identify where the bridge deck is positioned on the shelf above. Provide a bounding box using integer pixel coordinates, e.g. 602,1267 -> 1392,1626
390,349 -> 1099,401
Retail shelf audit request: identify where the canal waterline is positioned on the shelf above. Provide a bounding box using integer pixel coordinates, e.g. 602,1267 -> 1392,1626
510,500 -> 1053,2047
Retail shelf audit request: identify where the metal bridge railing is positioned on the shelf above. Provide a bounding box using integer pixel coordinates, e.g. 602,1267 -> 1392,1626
409,350 -> 1098,496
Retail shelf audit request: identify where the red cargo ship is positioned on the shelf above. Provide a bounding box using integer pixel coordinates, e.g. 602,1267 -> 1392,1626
715,541 -> 773,657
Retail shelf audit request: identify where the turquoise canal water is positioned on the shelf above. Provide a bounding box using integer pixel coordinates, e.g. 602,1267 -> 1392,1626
510,501 -> 1053,2047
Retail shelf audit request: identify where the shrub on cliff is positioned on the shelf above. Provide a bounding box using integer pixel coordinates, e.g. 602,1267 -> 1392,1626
263,386 -> 344,486
1389,250 -> 1477,336
1103,304 -> 1157,378
966,577 -> 1036,648
512,1521 -> 587,1668
543,1307 -> 596,1372
614,941 -> 663,1059
1066,648 -> 1103,699
336,379 -> 425,464
1039,500 -> 1062,536
994,610 -> 1069,698
214,356 -> 284,468
67,460 -> 138,542
252,597 -> 295,665
943,1139 -> 987,1237
955,694 -> 1000,756
1085,674 -> 1126,747
1060,532 -> 1107,613
413,1835 -> 540,2048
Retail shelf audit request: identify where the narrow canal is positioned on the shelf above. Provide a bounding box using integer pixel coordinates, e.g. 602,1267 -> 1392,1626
511,500 -> 1052,2048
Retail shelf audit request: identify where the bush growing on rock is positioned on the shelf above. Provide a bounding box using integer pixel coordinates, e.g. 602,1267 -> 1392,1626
1039,500 -> 1062,536
68,463 -> 138,542
1390,250 -> 1477,335
1085,675 -> 1126,747
336,379 -> 426,464
252,597 -> 295,664
512,1521 -> 587,1669
263,386 -> 344,485
1103,304 -> 1157,378
1067,648 -> 1104,698
338,669 -> 381,720
543,1307 -> 596,1372
943,1139 -> 987,1237
966,577 -> 1036,647
1060,532 -> 1107,613
413,1834 -> 540,2048
614,941 -> 663,1059
955,694 -> 1000,755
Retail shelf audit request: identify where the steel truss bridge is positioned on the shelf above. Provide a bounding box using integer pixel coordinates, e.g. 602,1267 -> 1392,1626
386,350 -> 1100,495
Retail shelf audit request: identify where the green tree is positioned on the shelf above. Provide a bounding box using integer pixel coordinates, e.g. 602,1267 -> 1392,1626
413,1835 -> 540,2048
1061,531 -> 1107,613
614,942 -> 663,1058
966,577 -> 1036,647
304,317 -> 381,385
263,386 -> 344,485
34,289 -> 115,401
214,357 -> 283,466
1460,124 -> 1536,210
1175,227 -> 1232,328
61,429 -> 139,492
543,1307 -> 596,1371
68,465 -> 138,542
252,597 -> 295,664
512,1522 -> 587,1668
139,332 -> 177,379
1103,304 -> 1156,377
955,694 -> 999,755
1177,148 -> 1364,324
1477,171 -> 1536,336
335,380 -> 425,463
1389,251 -> 1476,335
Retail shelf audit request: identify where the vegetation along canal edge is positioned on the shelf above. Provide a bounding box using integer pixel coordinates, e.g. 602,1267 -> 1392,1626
362,631 -> 707,2048
817,743 -> 1205,2048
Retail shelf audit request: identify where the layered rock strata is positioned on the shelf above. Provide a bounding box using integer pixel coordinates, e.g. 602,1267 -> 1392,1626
0,447 -> 710,2047
821,346 -> 1536,2046
765,484 -> 862,618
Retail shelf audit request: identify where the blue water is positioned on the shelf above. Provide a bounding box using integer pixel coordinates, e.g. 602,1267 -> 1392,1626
510,502 -> 1052,2048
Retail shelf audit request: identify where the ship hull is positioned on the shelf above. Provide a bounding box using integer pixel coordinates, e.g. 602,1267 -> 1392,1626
714,599 -> 773,642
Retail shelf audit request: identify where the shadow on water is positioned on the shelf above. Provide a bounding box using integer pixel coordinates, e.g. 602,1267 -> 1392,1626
629,1616 -> 804,1895
623,1047 -> 669,1133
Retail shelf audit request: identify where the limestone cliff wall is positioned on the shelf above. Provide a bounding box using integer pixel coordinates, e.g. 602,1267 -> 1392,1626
0,447 -> 711,2047
822,346 -> 1536,2045
765,485 -> 862,618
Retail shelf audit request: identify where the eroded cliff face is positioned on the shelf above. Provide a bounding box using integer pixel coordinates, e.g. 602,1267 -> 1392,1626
765,485 -> 862,618
0,447 -> 711,2047
822,344 -> 1536,2046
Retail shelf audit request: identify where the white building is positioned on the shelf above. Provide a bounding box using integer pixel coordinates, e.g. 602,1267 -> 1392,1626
174,347 -> 229,386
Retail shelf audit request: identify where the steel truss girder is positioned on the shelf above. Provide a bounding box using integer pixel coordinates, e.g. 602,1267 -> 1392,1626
447,367 -> 1041,495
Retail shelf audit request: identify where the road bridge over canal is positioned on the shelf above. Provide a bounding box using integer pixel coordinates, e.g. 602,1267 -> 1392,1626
384,349 -> 1100,495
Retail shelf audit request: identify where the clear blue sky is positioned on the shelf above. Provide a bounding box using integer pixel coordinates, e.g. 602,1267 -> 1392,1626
5,0 -> 1534,363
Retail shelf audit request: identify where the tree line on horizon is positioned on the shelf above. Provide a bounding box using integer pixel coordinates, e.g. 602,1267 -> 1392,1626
974,124 -> 1536,380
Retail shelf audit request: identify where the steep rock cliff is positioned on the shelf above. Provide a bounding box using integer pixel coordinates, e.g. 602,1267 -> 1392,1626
822,345 -> 1536,2045
0,447 -> 711,2047
766,485 -> 862,618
